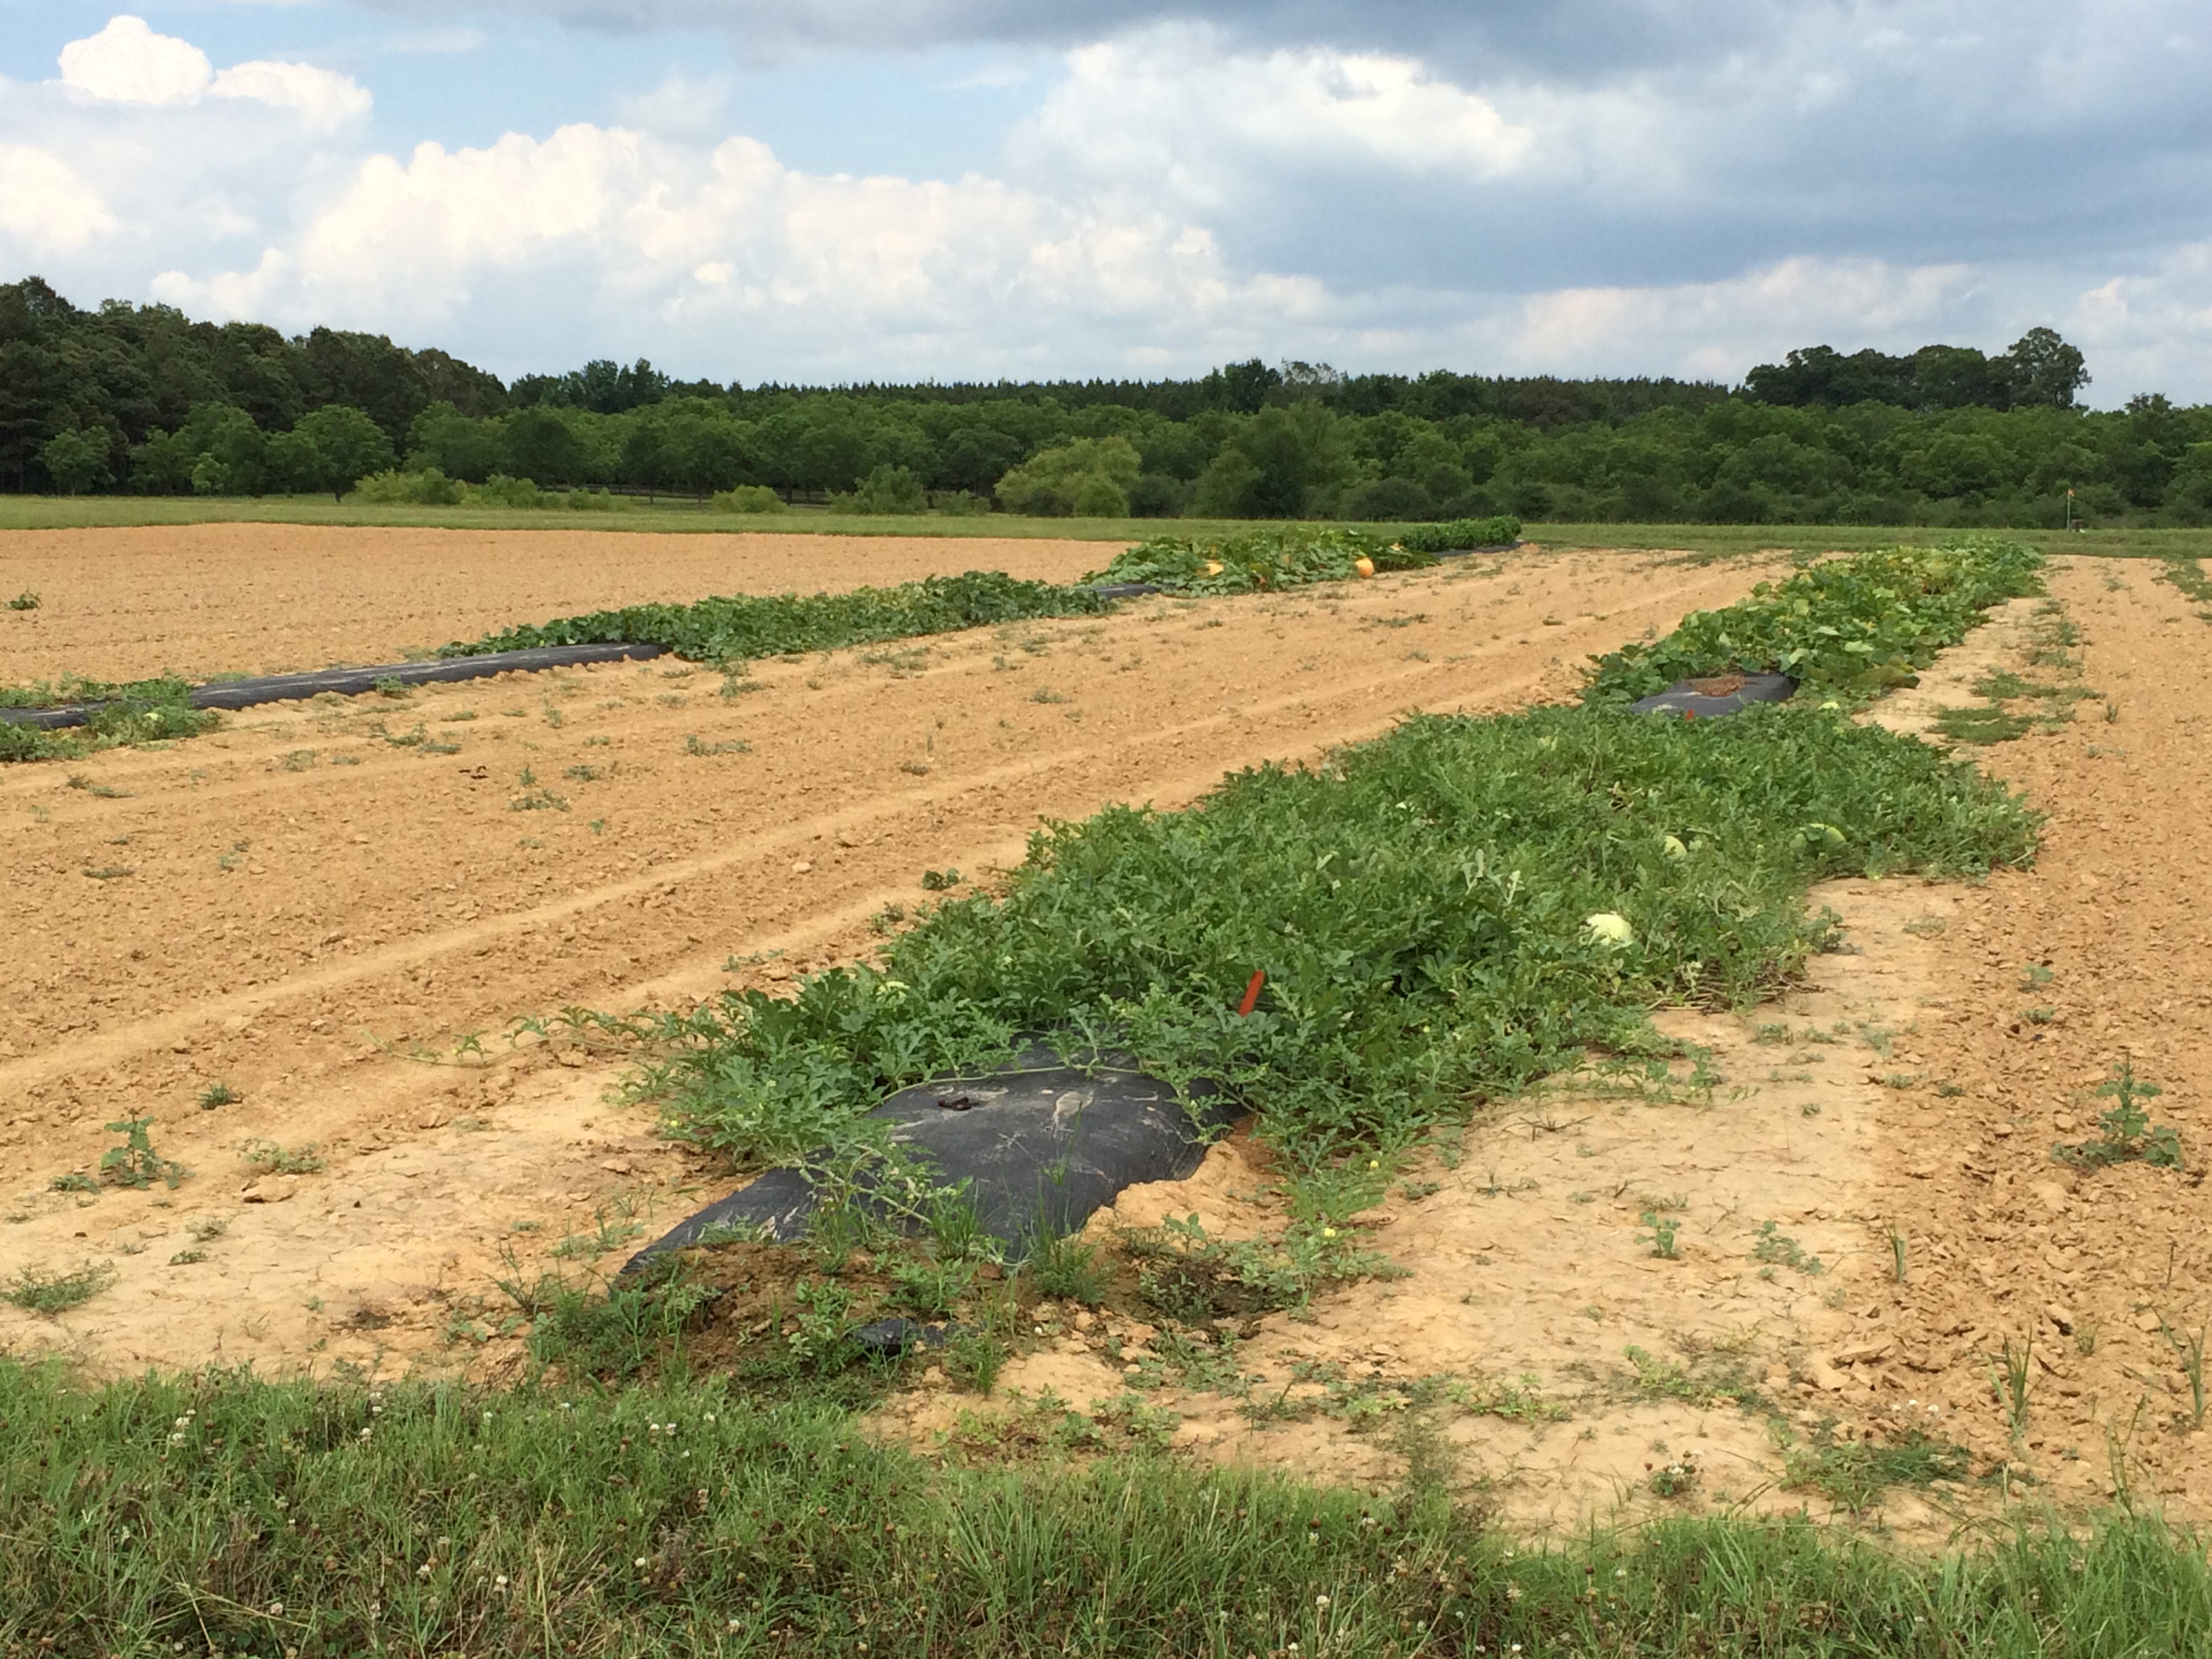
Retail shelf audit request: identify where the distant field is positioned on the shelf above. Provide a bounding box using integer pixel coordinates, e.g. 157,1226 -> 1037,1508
3,494 -> 2207,561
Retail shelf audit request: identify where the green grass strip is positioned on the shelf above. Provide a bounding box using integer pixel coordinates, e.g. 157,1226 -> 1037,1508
5,1359 -> 2209,1657
653,699 -> 2036,1168
1583,535 -> 2045,704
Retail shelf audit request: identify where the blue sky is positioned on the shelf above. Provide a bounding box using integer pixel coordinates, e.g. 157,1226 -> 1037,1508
3,0 -> 2210,401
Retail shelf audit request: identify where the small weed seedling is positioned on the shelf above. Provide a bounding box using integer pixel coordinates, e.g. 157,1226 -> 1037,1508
2054,1057 -> 2182,1170
1889,1226 -> 1910,1284
100,1118 -> 186,1189
5,1261 -> 115,1315
197,1082 -> 239,1111
6,591 -> 39,611
920,868 -> 962,890
2162,1319 -> 2209,1429
242,1140 -> 325,1176
1992,1333 -> 2034,1441
49,1172 -> 98,1194
1751,1221 -> 1822,1275
684,735 -> 751,756
1640,1211 -> 1682,1260
373,675 -> 409,699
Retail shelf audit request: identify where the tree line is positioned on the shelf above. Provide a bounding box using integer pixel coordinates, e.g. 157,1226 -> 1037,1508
6,273 -> 2208,526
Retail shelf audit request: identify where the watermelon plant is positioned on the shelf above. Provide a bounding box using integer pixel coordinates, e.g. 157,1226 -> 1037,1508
649,699 -> 2037,1168
1582,537 -> 2044,704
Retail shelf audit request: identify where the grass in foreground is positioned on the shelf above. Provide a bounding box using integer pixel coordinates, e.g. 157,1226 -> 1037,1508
5,1358 -> 2211,1657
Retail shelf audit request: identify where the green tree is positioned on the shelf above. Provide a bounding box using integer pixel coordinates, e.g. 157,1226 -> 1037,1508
995,436 -> 1140,516
40,427 -> 112,495
833,463 -> 928,514
2005,328 -> 2090,409
281,404 -> 396,499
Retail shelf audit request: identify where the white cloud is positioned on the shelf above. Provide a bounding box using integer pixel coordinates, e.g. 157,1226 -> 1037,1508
2068,244 -> 2212,400
0,145 -> 119,253
142,119 -> 1325,375
53,14 -> 370,127
211,60 -> 374,131
1019,26 -> 1534,213
58,16 -> 212,104
1507,258 -> 1982,377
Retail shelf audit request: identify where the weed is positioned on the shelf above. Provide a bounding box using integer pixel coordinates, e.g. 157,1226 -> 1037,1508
919,867 -> 962,890
1889,1227 -> 1909,1284
548,1198 -> 645,1260
890,1258 -> 975,1319
564,764 -> 602,781
1932,703 -> 2033,745
943,1328 -> 1006,1393
1992,1334 -> 2034,1441
197,1082 -> 239,1111
5,591 -> 38,611
1030,687 -> 1071,704
1751,1221 -> 1822,1275
523,1256 -> 713,1379
241,1140 -> 325,1176
48,1172 -> 99,1195
1639,1212 -> 1682,1260
868,903 -> 907,935
373,675 -> 409,698
2054,1056 -> 2182,1170
1903,914 -> 1948,937
2163,1319 -> 2209,1429
185,1216 -> 228,1243
80,863 -> 132,880
1622,1345 -> 1756,1408
684,734 -> 751,756
1023,1227 -> 1107,1306
508,766 -> 570,812
98,1118 -> 185,1189
1784,1430 -> 1970,1513
1648,1450 -> 1702,1498
5,1261 -> 115,1315
281,747 -> 319,771
1751,1023 -> 1790,1044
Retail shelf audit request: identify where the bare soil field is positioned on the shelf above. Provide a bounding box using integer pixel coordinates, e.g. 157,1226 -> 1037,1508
8,531 -> 2205,1542
0,524 -> 1111,684
0,531 -> 1766,1380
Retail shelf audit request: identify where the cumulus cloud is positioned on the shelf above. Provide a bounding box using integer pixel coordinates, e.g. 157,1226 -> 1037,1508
58,15 -> 212,104
211,62 -> 375,132
146,121 -> 1326,376
1019,26 -> 1533,211
1500,258 -> 1986,377
54,15 -> 371,129
0,145 -> 119,254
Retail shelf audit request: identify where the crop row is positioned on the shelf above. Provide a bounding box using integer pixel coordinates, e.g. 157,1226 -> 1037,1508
1584,535 -> 2046,703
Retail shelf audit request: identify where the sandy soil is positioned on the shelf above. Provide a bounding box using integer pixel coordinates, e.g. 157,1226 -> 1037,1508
869,557 -> 2212,1538
18,531 -> 2203,1541
0,525 -> 1113,684
0,531 -> 1774,1381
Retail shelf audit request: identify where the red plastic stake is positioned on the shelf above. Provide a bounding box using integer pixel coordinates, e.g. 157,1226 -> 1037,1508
1237,970 -> 1266,1017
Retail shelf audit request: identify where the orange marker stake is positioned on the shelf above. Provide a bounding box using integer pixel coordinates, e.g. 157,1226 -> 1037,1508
1237,970 -> 1266,1017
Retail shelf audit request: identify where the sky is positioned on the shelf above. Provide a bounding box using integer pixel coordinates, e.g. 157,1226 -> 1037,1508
2,1 -> 2210,401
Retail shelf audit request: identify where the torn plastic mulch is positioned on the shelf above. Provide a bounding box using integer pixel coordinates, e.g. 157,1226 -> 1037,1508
623,1042 -> 1237,1272
1628,671 -> 1797,719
